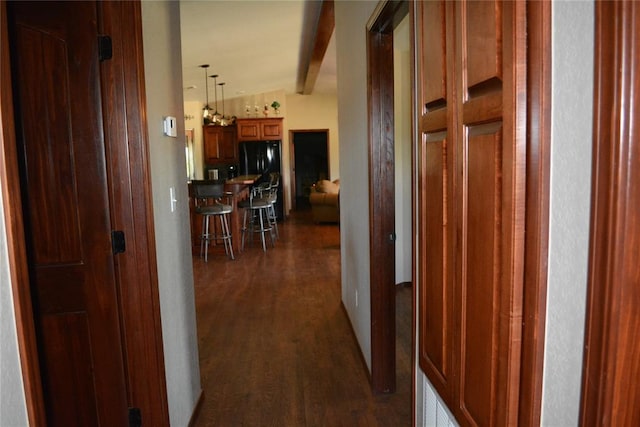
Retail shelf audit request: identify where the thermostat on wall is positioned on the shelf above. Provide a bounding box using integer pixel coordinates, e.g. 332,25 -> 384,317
163,116 -> 177,137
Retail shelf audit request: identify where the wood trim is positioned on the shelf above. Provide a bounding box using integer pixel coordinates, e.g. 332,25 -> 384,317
581,2 -> 640,425
409,2 -> 418,424
98,2 -> 170,425
0,2 -> 47,424
518,1 -> 551,425
367,20 -> 396,395
301,0 -> 334,95
367,0 -> 409,395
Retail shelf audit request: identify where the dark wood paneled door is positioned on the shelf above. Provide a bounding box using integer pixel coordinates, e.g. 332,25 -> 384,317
8,2 -> 129,425
417,1 -> 527,425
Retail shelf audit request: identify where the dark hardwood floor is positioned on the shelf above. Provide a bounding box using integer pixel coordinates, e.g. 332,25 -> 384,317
192,209 -> 412,426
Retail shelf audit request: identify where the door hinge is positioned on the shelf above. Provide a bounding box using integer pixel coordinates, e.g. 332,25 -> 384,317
128,407 -> 142,427
98,35 -> 112,61
388,232 -> 396,243
112,230 -> 126,254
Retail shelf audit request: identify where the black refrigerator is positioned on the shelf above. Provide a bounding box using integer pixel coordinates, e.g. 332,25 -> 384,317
239,141 -> 284,220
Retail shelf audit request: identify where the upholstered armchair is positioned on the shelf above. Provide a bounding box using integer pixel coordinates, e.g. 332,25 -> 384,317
309,179 -> 340,223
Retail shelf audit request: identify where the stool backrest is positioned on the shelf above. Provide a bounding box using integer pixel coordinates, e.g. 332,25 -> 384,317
192,180 -> 225,200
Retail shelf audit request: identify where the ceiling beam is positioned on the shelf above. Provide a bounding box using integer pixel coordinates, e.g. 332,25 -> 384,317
297,0 -> 334,95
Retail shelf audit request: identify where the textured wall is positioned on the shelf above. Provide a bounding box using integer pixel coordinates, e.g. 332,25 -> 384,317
140,2 -> 202,425
334,0 -> 379,370
394,17 -> 412,285
541,1 -> 594,424
0,192 -> 29,427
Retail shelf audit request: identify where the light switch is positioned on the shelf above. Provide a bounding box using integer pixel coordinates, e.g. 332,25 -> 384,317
169,187 -> 177,212
163,116 -> 177,137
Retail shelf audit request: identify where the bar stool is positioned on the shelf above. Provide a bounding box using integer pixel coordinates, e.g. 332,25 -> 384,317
239,183 -> 274,252
192,181 -> 235,261
266,173 -> 280,239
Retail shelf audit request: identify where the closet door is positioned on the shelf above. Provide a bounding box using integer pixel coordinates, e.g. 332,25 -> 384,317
416,0 -> 455,403
455,1 -> 526,425
416,1 -> 527,424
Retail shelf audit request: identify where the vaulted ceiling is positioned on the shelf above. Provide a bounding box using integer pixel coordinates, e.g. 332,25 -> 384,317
179,0 -> 336,105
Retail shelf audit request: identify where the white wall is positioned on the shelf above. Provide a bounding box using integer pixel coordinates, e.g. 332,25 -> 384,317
335,0 -> 378,371
0,193 -> 29,426
541,1 -> 594,424
394,16 -> 412,285
141,2 -> 202,426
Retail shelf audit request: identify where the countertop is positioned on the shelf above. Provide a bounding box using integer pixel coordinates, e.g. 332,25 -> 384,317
226,174 -> 261,185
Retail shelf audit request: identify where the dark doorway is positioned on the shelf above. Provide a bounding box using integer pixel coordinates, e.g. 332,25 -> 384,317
291,130 -> 329,210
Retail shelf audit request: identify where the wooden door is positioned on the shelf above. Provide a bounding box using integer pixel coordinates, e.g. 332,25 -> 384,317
416,1 -> 527,424
8,2 -> 129,425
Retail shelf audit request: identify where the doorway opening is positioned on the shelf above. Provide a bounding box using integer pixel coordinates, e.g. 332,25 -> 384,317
290,129 -> 329,210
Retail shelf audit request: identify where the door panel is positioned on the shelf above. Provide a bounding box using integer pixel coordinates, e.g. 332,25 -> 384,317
460,123 -> 502,426
419,132 -> 448,381
465,0 -> 502,91
9,2 -> 129,425
416,0 -> 454,401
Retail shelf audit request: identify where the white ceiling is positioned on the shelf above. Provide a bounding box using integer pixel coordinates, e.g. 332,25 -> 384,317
179,0 -> 336,105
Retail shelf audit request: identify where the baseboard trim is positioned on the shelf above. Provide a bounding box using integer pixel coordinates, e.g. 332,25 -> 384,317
187,389 -> 205,427
340,301 -> 372,384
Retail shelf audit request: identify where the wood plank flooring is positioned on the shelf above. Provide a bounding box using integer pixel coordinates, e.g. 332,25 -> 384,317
192,210 -> 412,426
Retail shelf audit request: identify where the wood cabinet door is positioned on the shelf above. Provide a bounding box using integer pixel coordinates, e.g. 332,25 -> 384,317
204,125 -> 238,164
416,1 -> 527,425
261,120 -> 282,140
219,126 -> 237,162
236,118 -> 283,141
203,125 -> 222,162
236,120 -> 260,141
8,2 -> 129,425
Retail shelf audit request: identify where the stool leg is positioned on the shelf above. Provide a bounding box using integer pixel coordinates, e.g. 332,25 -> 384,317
258,208 -> 267,252
269,204 -> 279,240
222,213 -> 234,260
203,214 -> 210,262
241,209 -> 248,251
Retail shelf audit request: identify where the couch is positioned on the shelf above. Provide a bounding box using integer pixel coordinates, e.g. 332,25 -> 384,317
309,179 -> 340,223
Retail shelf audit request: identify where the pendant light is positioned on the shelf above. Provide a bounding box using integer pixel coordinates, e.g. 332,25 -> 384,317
209,74 -> 221,124
199,64 -> 212,124
218,82 -> 226,125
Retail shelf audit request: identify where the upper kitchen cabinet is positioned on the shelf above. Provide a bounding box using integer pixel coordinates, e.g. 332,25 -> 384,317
203,125 -> 238,164
236,117 -> 283,141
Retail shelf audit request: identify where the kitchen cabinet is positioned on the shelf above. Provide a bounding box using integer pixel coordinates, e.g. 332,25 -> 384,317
203,125 -> 237,164
236,118 -> 283,141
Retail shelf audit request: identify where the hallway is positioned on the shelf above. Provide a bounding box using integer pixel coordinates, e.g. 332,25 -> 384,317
192,211 -> 411,426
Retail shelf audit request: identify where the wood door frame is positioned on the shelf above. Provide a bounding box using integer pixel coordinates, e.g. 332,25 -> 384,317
518,1 -> 551,425
289,128 -> 330,211
580,2 -> 640,424
0,2 -> 169,425
367,0 -> 409,394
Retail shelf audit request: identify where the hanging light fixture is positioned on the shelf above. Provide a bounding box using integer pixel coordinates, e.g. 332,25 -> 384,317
209,74 -> 221,124
218,82 -> 226,125
199,64 -> 212,124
